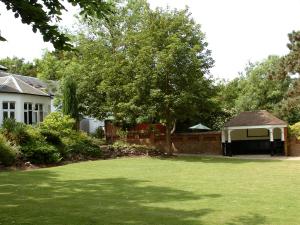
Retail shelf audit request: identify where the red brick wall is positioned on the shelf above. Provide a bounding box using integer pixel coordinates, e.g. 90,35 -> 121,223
288,137 -> 300,156
105,121 -> 222,155
104,121 -> 120,142
127,132 -> 222,155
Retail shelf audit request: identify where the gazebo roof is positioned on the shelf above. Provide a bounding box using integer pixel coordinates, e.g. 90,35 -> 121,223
224,110 -> 287,127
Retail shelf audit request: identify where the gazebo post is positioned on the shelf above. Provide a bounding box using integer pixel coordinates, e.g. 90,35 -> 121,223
269,128 -> 274,156
221,130 -> 226,156
280,127 -> 285,141
284,127 -> 288,156
227,129 -> 232,157
281,127 -> 288,156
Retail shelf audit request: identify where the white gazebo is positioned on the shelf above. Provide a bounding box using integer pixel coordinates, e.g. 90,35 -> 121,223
222,110 -> 288,156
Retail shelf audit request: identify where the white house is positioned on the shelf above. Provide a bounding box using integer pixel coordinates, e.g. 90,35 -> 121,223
0,68 -> 51,124
0,66 -> 104,133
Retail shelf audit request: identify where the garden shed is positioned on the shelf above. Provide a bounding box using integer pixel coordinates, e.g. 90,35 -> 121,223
222,110 -> 288,156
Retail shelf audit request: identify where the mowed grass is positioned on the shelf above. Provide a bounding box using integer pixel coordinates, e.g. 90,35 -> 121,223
1,157 -> 300,225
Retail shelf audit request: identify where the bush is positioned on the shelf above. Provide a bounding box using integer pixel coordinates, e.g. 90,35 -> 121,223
62,132 -> 101,159
93,127 -> 105,139
40,112 -> 75,137
40,130 -> 62,146
290,122 -> 300,139
0,134 -> 19,166
1,118 -> 29,144
1,118 -> 15,133
101,142 -> 163,159
116,129 -> 127,141
0,113 -> 103,165
18,126 -> 61,164
21,141 -> 61,164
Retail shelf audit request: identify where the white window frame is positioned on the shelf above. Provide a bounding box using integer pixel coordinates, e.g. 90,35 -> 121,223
24,102 -> 44,124
24,102 -> 33,124
2,101 -> 16,120
35,103 -> 44,123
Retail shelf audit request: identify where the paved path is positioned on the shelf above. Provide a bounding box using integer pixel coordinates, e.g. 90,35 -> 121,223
176,153 -> 300,161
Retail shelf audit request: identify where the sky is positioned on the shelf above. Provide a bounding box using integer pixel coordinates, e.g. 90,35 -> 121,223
1,0 -> 300,80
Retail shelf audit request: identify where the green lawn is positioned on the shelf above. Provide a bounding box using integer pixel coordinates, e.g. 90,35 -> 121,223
1,157 -> 300,225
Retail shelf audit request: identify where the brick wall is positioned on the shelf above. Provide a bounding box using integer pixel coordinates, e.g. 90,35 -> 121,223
127,132 -> 222,155
288,137 -> 300,156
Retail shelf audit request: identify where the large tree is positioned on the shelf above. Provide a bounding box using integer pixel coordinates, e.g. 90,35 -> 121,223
234,56 -> 290,113
132,7 -> 214,153
275,30 -> 300,124
0,56 -> 37,76
217,55 -> 294,123
62,75 -> 79,128
35,50 -> 75,80
0,0 -> 111,50
285,31 -> 300,74
73,1 -> 215,154
36,1 -> 217,154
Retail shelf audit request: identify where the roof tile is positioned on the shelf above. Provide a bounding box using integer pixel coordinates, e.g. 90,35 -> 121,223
224,110 -> 287,127
0,75 -> 50,97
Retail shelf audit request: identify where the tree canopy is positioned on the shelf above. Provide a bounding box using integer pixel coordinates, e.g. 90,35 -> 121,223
0,0 -> 111,50
0,57 -> 37,76
36,0 -> 217,153
217,55 -> 300,125
32,1 -> 300,145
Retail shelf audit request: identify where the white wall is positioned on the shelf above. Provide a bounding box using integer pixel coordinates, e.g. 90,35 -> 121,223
79,117 -> 104,134
0,93 -> 51,124
88,118 -> 104,133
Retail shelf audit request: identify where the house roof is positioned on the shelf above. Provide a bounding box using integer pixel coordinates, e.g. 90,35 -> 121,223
0,70 -> 56,96
224,110 -> 287,127
0,75 -> 50,97
0,65 -> 7,71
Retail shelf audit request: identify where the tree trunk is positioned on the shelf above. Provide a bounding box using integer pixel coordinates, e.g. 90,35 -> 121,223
165,109 -> 173,155
166,123 -> 172,155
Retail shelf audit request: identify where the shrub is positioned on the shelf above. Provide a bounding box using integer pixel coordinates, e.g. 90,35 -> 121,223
93,127 -> 105,139
18,126 -> 62,164
40,130 -> 62,146
116,129 -> 127,141
21,141 -> 61,164
289,122 -> 300,139
25,126 -> 45,143
0,134 -> 19,166
62,132 -> 101,159
101,142 -> 163,159
1,118 -> 29,144
40,112 -> 75,137
1,118 -> 16,133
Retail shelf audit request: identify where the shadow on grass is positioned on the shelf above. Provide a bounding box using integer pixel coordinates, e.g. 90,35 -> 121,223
164,156 -> 282,164
0,170 -> 220,225
226,213 -> 267,225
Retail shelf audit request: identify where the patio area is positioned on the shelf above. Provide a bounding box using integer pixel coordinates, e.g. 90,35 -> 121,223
176,153 -> 300,160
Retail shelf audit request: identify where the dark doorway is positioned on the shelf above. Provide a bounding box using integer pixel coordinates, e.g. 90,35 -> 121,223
231,140 -> 284,155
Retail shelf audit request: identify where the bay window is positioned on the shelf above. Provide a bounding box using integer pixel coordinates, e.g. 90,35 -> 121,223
2,102 -> 15,120
38,104 -> 44,122
24,103 -> 44,124
24,102 -> 32,124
